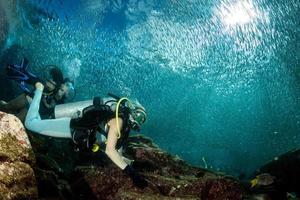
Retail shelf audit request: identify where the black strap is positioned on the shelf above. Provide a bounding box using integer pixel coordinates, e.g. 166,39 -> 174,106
71,128 -> 96,152
93,96 -> 101,107
107,93 -> 120,100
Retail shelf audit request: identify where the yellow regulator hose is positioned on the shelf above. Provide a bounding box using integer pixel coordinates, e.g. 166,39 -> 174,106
116,97 -> 133,138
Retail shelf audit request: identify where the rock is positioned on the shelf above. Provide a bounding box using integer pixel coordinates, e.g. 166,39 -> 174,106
2,111 -> 297,200
25,131 -> 245,199
68,135 -> 245,200
0,112 -> 32,149
26,130 -> 81,199
251,149 -> 300,199
0,111 -> 37,200
34,167 -> 74,199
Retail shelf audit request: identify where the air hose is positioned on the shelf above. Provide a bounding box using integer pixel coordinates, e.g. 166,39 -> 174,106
116,97 -> 133,138
92,96 -> 132,153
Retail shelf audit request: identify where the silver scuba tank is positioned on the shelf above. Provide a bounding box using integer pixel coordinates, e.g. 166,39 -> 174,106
54,100 -> 93,119
54,97 -> 118,119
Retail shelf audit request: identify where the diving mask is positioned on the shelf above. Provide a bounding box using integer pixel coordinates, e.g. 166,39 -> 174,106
129,108 -> 147,131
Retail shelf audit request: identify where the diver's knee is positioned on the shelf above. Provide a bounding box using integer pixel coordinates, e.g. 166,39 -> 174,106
24,118 -> 36,131
24,119 -> 31,130
0,100 -> 8,110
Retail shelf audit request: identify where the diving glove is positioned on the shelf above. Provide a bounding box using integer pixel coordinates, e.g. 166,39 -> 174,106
123,165 -> 148,189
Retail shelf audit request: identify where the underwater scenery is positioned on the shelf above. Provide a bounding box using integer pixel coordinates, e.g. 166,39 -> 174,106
0,0 -> 299,199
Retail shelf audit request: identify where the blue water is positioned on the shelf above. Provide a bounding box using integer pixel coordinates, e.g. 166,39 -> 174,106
0,0 -> 299,177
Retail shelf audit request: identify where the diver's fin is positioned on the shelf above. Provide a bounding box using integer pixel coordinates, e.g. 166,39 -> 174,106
17,81 -> 31,94
21,57 -> 30,71
6,64 -> 29,81
6,58 -> 41,92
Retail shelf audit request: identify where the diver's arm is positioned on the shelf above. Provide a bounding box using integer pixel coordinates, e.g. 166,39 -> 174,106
105,117 -> 148,189
105,118 -> 128,169
25,82 -> 72,138
25,82 -> 44,122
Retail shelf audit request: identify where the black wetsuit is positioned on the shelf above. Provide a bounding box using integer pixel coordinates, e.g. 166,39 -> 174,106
39,93 -> 64,119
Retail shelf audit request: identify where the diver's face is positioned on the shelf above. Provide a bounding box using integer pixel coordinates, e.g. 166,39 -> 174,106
56,84 -> 68,99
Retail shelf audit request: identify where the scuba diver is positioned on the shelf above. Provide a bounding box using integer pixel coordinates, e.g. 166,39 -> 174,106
25,82 -> 148,189
0,58 -> 75,122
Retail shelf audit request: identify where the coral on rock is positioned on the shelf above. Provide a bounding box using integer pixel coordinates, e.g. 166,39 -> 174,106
0,112 -> 37,200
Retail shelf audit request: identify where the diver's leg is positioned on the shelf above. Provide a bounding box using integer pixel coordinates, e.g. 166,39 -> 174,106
25,89 -> 72,138
0,100 -> 8,111
16,107 -> 28,123
0,93 -> 29,111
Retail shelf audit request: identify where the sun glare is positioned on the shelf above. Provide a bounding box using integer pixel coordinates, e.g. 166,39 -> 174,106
219,0 -> 258,26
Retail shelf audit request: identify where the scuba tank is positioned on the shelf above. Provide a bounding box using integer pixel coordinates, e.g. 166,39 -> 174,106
54,100 -> 93,119
54,97 -> 118,119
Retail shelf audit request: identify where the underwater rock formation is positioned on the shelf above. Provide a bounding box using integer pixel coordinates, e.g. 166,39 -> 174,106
0,111 -> 37,200
28,134 -> 245,199
0,110 -> 245,199
69,135 -> 245,200
251,149 -> 300,199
